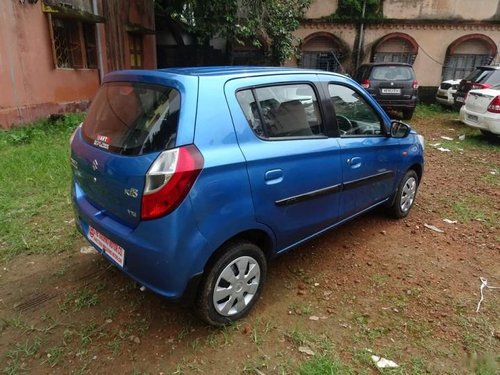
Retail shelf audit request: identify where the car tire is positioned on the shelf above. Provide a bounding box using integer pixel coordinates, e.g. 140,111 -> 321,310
195,241 -> 267,326
402,109 -> 414,120
480,129 -> 497,139
388,170 -> 419,219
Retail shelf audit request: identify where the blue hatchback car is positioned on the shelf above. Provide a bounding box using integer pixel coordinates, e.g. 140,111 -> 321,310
70,67 -> 424,325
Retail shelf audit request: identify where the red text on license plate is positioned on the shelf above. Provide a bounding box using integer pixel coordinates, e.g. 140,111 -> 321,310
88,227 -> 125,267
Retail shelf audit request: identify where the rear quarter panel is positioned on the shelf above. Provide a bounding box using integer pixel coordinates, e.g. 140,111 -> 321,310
189,75 -> 276,256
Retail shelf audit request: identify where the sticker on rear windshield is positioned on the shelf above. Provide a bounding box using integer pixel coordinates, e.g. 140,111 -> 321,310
94,135 -> 110,150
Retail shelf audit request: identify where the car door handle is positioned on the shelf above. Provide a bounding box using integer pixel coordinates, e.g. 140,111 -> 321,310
347,157 -> 362,168
264,169 -> 283,185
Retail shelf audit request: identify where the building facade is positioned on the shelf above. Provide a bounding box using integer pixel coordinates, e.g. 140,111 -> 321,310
290,0 -> 500,95
0,0 -> 156,128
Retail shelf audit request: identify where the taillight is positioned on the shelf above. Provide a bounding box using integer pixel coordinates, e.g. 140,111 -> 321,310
487,96 -> 500,113
412,80 -> 419,89
472,83 -> 491,90
361,79 -> 370,89
141,145 -> 204,220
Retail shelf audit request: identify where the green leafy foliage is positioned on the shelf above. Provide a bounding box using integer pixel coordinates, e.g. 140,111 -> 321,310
240,0 -> 312,65
155,0 -> 312,65
335,0 -> 383,19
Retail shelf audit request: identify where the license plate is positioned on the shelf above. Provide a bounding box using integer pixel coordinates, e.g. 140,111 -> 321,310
456,96 -> 464,103
467,114 -> 478,122
381,88 -> 401,94
88,226 -> 125,267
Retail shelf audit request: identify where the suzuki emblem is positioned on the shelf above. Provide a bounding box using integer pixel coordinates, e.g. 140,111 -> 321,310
92,159 -> 99,171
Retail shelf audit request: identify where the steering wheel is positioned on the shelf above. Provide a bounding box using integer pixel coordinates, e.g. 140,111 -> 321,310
336,115 -> 353,135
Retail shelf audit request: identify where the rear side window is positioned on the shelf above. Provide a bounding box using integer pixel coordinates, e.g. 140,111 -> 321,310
82,82 -> 180,155
371,66 -> 414,81
236,84 -> 324,139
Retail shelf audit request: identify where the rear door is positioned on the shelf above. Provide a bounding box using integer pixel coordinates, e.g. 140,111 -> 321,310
71,79 -> 187,227
324,79 -> 404,218
225,75 -> 343,251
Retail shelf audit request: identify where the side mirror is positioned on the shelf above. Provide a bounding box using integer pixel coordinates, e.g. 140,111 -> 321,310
390,120 -> 411,138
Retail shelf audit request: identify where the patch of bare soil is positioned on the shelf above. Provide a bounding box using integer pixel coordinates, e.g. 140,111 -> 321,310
1,112 -> 499,374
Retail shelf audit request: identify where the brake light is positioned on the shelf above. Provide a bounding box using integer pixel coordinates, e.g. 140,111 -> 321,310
412,80 -> 419,89
487,96 -> 500,113
361,80 -> 370,89
141,145 -> 204,220
472,83 -> 492,90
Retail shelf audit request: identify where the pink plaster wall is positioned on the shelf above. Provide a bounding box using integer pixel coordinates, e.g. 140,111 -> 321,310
0,0 -> 157,128
0,1 -> 99,128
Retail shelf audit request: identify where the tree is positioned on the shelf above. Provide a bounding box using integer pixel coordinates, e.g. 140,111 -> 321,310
155,0 -> 312,66
240,0 -> 312,65
335,0 -> 383,19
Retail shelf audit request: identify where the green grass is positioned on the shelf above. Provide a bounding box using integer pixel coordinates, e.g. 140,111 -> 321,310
0,113 -> 84,262
297,355 -> 354,375
414,103 -> 456,118
3,336 -> 42,374
452,195 -> 499,227
481,169 -> 500,186
60,287 -> 100,312
42,346 -> 65,367
434,131 -> 500,152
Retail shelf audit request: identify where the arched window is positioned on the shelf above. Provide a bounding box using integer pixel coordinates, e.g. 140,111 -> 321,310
442,34 -> 497,80
372,33 -> 418,65
300,33 -> 349,73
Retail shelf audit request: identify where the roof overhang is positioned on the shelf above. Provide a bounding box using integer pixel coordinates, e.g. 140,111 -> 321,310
42,1 -> 105,23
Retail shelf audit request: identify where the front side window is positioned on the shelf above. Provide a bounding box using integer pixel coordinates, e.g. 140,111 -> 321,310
82,82 -> 180,155
236,84 -> 324,139
328,84 -> 383,136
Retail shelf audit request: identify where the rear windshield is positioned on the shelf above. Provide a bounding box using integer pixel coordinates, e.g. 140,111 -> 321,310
370,66 -> 414,81
464,69 -> 495,83
82,82 -> 180,155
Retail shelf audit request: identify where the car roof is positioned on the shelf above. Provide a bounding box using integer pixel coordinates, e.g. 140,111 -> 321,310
106,66 -> 346,80
474,65 -> 500,70
359,62 -> 413,68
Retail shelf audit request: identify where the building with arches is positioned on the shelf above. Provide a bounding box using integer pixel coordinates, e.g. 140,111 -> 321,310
291,0 -> 500,97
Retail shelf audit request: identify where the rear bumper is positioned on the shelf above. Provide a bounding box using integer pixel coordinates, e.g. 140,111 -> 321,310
459,107 -> 500,135
436,92 -> 454,107
72,181 -> 209,300
378,100 -> 416,111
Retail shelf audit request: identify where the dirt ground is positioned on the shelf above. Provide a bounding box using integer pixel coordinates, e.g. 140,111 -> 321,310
1,111 -> 499,374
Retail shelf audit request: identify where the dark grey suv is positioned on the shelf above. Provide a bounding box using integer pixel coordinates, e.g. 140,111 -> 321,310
354,63 -> 418,120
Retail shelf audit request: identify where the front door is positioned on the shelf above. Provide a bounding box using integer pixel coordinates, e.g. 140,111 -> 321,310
326,83 -> 404,219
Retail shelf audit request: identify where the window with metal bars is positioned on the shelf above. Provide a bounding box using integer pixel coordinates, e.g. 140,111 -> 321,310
299,52 -> 344,73
49,16 -> 97,69
441,54 -> 493,81
373,52 -> 416,65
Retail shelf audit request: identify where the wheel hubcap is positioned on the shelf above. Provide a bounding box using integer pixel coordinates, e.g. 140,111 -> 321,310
400,177 -> 417,213
213,256 -> 261,317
